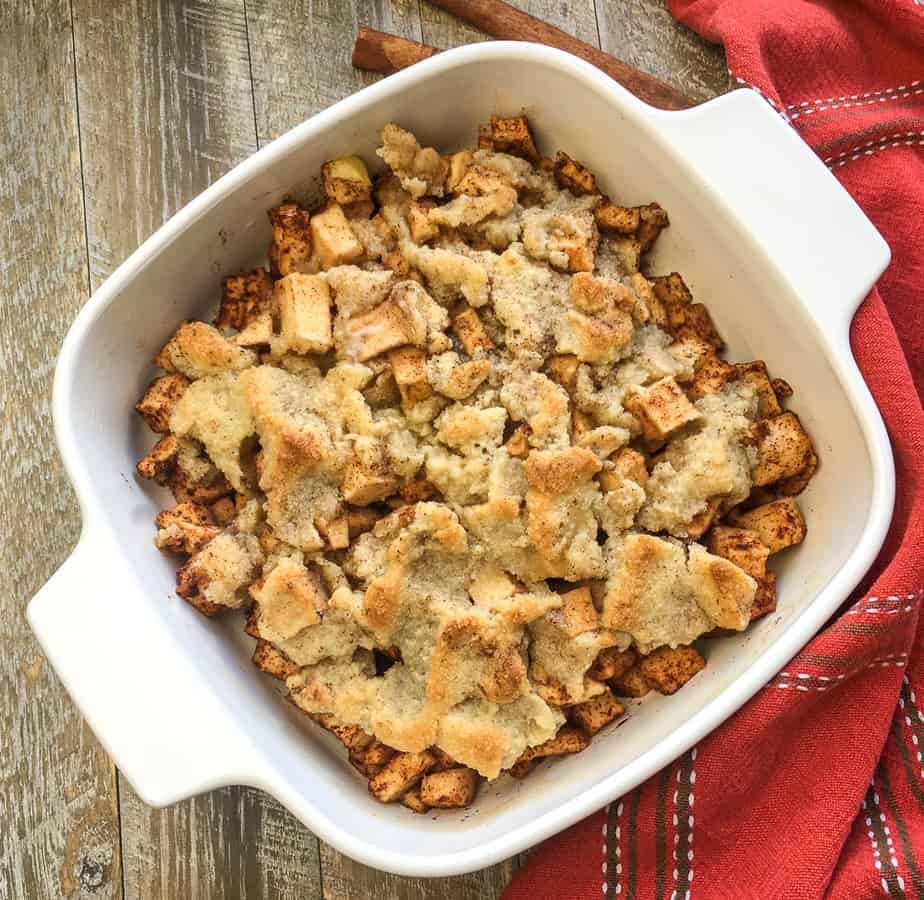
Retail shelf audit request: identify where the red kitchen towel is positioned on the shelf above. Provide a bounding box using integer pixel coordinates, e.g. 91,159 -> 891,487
503,2 -> 924,898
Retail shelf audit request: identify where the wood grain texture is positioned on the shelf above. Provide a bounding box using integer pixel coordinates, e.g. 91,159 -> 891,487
68,4 -> 323,898
73,0 -> 260,286
319,845 -> 521,900
423,0 -> 691,109
118,786 -> 322,900
0,2 -> 122,899
246,0 -> 423,143
420,0 -> 600,49
595,0 -> 730,103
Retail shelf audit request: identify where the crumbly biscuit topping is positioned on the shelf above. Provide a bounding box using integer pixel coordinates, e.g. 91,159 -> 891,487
136,118 -> 816,803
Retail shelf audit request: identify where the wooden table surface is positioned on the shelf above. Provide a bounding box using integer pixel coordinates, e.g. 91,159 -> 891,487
1,2 -> 726,897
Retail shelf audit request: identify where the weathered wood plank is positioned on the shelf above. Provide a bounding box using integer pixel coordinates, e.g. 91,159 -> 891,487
595,0 -> 729,103
73,0 -> 260,286
117,785 -> 322,900
0,2 -> 123,899
246,0 -> 423,143
69,3 -> 325,897
319,847 -> 520,900
419,0 -> 600,50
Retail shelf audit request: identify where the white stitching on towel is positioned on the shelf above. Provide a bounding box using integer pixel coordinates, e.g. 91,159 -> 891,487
688,748 -> 696,899
864,779 -> 902,895
823,130 -> 924,163
862,791 -> 885,877
900,676 -> 924,783
773,654 -> 909,691
845,590 -> 923,615
790,86 -> 924,120
828,138 -> 924,169
614,802 -> 624,895
785,79 -> 924,111
670,749 -> 697,900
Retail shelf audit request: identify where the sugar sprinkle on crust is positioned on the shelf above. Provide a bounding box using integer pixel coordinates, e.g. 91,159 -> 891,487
135,117 -> 817,809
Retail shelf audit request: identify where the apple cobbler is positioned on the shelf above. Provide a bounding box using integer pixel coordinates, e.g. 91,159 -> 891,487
135,115 -> 816,813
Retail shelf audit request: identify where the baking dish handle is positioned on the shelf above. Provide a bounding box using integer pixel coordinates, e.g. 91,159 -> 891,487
651,89 -> 891,336
27,528 -> 267,807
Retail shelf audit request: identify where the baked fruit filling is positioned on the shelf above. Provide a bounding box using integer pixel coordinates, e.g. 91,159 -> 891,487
135,115 -> 816,813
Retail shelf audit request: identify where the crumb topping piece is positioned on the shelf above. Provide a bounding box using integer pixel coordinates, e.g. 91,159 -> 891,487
136,118 -> 817,799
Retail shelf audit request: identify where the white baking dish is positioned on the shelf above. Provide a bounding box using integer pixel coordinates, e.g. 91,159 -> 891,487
29,43 -> 893,877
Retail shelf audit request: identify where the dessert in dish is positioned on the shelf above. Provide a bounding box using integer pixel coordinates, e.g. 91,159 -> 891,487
135,115 -> 816,813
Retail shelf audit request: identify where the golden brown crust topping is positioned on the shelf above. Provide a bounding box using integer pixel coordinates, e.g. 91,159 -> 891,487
549,587 -> 600,638
155,321 -> 257,379
377,124 -> 448,199
168,373 -> 256,493
176,532 -> 263,614
524,446 -> 602,495
136,118 -> 817,802
687,543 -> 757,631
602,533 -> 757,652
251,558 -> 328,640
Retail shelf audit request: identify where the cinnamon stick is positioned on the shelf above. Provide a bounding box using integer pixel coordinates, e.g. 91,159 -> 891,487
352,28 -> 440,75
353,13 -> 692,112
432,0 -> 692,110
